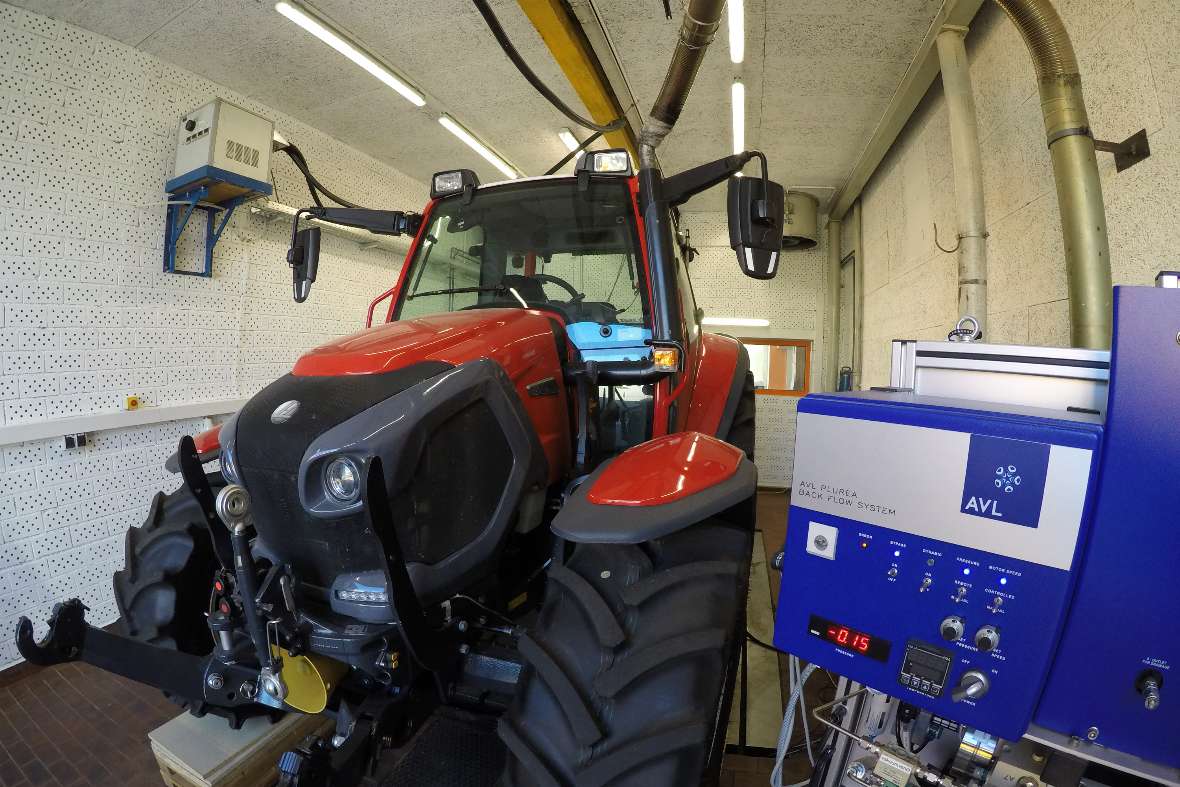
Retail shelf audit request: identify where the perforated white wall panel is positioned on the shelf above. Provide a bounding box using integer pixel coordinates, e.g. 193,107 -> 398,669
680,211 -> 826,488
0,3 -> 426,669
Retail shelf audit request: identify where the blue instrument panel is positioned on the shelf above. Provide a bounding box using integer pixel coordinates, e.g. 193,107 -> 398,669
773,393 -> 1102,742
565,322 -> 651,364
1033,286 -> 1180,768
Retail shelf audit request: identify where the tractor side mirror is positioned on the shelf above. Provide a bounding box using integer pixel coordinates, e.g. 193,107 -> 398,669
727,176 -> 785,279
288,226 -> 321,303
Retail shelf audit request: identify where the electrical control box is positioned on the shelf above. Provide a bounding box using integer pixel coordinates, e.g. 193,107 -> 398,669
773,392 -> 1102,741
169,98 -> 273,202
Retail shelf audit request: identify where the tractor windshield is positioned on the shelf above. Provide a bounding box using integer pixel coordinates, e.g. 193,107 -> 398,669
395,179 -> 648,326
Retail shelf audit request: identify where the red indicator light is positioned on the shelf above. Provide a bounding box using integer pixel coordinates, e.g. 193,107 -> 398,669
219,601 -> 230,614
214,580 -> 224,592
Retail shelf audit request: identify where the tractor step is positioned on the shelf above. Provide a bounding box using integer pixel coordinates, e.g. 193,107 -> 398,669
376,707 -> 505,786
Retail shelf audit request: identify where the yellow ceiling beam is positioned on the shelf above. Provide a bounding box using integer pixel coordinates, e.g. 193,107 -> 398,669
516,0 -> 637,159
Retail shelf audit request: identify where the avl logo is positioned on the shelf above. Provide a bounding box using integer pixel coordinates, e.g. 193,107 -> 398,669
960,435 -> 1049,528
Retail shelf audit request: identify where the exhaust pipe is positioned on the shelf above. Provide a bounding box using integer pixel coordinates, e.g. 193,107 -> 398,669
993,0 -> 1112,349
639,0 -> 725,169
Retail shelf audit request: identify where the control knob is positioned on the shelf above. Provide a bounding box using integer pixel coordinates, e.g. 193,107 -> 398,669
951,669 -> 990,702
940,615 -> 965,641
975,625 -> 1000,652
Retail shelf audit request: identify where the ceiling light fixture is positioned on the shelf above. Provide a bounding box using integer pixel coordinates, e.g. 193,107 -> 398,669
731,80 -> 745,157
558,128 -> 580,153
275,2 -> 425,107
728,0 -> 744,64
701,317 -> 770,327
439,115 -> 519,180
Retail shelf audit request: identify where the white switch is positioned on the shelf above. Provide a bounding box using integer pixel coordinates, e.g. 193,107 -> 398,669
806,521 -> 839,560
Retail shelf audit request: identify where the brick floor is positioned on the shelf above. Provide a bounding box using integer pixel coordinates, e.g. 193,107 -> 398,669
0,661 -> 178,787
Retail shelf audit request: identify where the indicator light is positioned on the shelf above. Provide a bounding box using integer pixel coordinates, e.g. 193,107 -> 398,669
963,567 -> 971,576
1000,577 -> 1008,585
893,550 -> 901,557
860,541 -> 869,549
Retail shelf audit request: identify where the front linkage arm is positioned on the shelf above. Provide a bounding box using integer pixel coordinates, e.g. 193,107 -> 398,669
15,599 -> 262,715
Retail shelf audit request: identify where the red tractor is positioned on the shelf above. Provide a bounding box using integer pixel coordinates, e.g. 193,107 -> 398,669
16,3 -> 788,784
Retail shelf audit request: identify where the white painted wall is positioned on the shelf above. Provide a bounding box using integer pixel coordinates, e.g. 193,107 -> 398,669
680,210 -> 827,487
0,3 -> 426,668
856,2 -> 1179,387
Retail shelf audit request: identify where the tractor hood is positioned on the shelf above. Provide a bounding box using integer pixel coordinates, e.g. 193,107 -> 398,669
289,308 -> 571,485
293,309 -> 564,383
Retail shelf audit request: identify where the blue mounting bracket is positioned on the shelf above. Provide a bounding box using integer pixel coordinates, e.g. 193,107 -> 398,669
162,185 -> 247,277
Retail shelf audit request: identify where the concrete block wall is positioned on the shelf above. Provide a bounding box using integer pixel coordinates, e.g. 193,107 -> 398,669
857,1 -> 1180,387
681,210 -> 827,487
0,3 -> 426,668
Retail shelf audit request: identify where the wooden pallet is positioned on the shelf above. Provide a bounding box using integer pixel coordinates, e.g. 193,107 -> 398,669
150,711 -> 332,787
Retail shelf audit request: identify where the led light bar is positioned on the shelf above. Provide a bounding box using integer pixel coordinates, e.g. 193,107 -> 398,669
558,128 -> 580,152
275,2 -> 425,107
439,115 -> 519,180
732,80 -> 745,156
728,0 -> 744,64
702,317 -> 770,327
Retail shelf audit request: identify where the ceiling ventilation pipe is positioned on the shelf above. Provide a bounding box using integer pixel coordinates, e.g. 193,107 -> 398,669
993,0 -> 1112,349
936,26 -> 988,337
635,0 -> 725,348
638,0 -> 724,169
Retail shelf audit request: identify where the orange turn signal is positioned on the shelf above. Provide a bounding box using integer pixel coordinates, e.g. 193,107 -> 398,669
652,347 -> 680,372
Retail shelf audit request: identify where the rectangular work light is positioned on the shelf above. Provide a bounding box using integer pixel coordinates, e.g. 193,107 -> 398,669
438,115 -> 519,180
275,2 -> 425,107
431,169 -> 481,199
575,149 -> 632,176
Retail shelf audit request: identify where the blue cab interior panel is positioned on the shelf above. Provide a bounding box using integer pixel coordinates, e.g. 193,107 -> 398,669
565,322 -> 651,364
773,393 -> 1102,741
1033,286 -> 1180,768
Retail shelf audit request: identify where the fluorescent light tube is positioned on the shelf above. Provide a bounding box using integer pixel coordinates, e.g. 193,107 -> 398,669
558,128 -> 580,152
439,115 -> 519,180
275,2 -> 425,107
728,0 -> 744,64
702,317 -> 770,327
731,80 -> 745,156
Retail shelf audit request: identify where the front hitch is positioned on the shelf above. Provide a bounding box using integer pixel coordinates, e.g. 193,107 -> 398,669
16,599 -> 262,716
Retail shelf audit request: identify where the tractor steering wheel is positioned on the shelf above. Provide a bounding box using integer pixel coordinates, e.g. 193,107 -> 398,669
532,274 -> 584,304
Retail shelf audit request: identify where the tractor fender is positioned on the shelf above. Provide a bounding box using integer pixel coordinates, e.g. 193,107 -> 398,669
551,431 -> 756,544
684,334 -> 751,439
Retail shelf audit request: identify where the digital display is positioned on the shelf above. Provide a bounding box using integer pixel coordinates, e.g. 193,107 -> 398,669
808,614 -> 891,662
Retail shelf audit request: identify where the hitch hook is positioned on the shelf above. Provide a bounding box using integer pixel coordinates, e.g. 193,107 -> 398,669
16,598 -> 88,666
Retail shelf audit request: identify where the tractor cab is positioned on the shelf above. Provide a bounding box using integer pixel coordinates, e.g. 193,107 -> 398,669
397,162 -> 654,367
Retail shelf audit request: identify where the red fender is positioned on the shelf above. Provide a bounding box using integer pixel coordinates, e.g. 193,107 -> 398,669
552,432 -> 756,544
684,333 -> 749,438
587,432 -> 745,506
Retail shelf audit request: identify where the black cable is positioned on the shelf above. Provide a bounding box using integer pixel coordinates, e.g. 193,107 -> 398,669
471,0 -> 626,134
544,130 -> 603,175
282,144 -> 365,209
746,630 -> 784,653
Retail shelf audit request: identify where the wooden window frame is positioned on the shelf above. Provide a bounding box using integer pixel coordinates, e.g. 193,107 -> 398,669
737,338 -> 812,397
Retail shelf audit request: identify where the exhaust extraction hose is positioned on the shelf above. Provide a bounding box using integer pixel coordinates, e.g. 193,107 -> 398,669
639,0 -> 725,168
993,0 -> 1112,349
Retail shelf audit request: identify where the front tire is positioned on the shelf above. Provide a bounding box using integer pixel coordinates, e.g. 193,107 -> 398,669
498,519 -> 754,786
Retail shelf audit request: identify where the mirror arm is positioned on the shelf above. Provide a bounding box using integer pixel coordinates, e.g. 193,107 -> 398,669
664,150 -> 769,207
303,207 -> 421,236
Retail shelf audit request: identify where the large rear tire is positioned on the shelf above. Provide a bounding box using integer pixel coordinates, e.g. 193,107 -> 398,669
498,518 -> 754,786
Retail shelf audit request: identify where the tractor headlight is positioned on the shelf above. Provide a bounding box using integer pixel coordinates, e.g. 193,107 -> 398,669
324,456 -> 361,503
